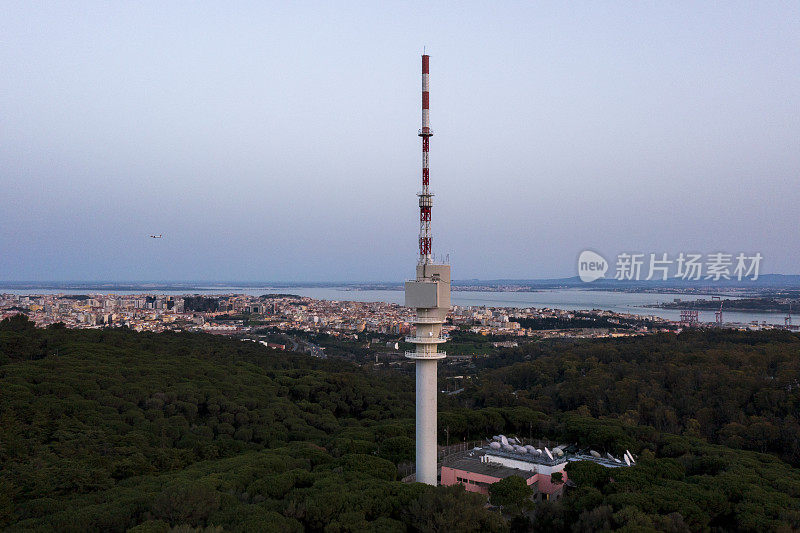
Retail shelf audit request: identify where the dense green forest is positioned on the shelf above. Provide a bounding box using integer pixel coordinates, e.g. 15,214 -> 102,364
2,315 -> 800,531
458,330 -> 800,465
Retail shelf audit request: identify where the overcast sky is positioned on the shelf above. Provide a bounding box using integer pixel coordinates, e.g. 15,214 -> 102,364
1,2 -> 798,281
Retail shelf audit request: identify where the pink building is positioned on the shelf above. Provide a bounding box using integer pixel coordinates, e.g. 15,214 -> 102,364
441,450 -> 568,502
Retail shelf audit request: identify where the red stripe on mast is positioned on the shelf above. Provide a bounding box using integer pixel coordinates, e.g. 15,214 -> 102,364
418,54 -> 433,262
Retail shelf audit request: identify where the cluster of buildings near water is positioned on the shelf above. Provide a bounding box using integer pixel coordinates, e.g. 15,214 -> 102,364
0,292 -> 663,336
0,292 -> 787,340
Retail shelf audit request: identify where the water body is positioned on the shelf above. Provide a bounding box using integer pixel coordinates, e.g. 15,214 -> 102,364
247,288 -> 783,326
5,287 -> 789,326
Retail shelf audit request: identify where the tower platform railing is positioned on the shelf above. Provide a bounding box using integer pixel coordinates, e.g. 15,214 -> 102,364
405,335 -> 448,344
412,316 -> 444,324
405,350 -> 446,360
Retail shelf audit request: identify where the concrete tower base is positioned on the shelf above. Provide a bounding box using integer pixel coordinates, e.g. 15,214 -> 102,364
415,358 -> 439,485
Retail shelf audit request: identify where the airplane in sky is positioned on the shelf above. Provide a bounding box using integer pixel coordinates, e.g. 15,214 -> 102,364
149,234 -> 163,239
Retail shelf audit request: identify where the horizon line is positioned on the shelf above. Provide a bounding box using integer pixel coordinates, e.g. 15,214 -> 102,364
0,273 -> 799,285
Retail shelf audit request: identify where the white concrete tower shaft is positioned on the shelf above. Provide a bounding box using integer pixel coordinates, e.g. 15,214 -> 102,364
405,53 -> 451,486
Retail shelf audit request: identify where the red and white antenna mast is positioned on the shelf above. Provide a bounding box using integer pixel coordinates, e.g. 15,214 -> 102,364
418,54 -> 433,264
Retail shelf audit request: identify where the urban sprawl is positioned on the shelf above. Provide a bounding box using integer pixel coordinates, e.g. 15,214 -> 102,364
3,293 -> 784,347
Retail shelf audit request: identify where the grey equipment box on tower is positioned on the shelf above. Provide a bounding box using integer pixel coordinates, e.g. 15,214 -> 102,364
405,263 -> 451,310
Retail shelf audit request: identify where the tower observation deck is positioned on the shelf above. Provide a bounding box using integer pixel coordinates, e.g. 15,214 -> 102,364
404,53 -> 451,486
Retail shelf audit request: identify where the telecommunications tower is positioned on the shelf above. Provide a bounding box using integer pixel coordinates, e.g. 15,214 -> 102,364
404,53 -> 451,486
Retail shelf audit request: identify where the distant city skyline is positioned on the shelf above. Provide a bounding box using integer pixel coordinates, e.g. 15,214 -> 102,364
2,2 -> 798,281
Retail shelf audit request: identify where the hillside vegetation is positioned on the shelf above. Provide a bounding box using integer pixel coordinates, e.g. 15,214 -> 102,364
462,330 -> 800,465
2,316 -> 800,531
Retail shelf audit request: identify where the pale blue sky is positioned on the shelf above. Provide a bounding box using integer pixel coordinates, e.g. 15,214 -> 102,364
1,2 -> 798,281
